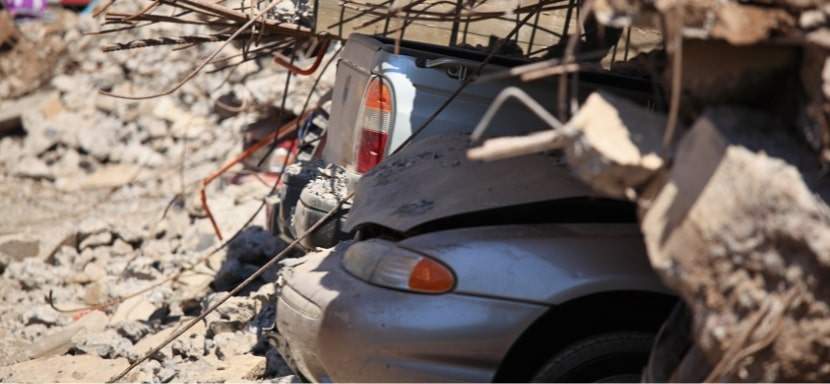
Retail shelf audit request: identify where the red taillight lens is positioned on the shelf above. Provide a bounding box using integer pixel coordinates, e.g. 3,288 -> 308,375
357,128 -> 388,172
356,78 -> 393,173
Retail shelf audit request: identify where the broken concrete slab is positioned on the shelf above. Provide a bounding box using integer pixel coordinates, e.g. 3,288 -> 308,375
122,256 -> 162,280
0,354 -> 129,383
11,156 -> 52,180
132,319 -> 206,360
76,164 -> 141,190
0,233 -> 40,272
83,262 -> 108,282
126,358 -> 161,382
23,306 -> 63,327
204,293 -> 258,336
23,310 -> 108,362
72,329 -> 135,360
117,320 -> 151,343
0,92 -> 51,137
468,90 -> 667,199
76,116 -> 122,160
202,354 -> 267,382
175,269 -> 214,302
640,108 -> 830,381
710,2 -> 794,45
0,137 -> 24,168
79,231 -> 113,250
213,331 -> 257,360
109,295 -> 157,325
565,91 -> 666,198
131,325 -> 176,361
4,256 -> 71,290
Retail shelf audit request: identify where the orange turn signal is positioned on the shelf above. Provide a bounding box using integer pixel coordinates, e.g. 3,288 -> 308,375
408,258 -> 455,293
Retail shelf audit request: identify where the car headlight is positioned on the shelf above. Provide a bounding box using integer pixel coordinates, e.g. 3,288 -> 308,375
342,239 -> 456,294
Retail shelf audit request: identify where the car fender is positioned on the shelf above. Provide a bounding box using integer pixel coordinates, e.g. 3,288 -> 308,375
397,223 -> 669,305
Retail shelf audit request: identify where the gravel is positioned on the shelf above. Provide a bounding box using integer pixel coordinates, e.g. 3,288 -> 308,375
0,1 -> 334,381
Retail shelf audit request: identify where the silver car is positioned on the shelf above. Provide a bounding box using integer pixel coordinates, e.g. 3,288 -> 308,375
271,134 -> 675,382
268,33 -> 655,249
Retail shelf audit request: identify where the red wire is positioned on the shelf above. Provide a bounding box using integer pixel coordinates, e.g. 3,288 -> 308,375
273,38 -> 331,76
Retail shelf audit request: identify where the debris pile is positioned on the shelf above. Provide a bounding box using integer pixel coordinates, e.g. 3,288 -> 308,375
0,4 -> 334,382
470,0 -> 830,381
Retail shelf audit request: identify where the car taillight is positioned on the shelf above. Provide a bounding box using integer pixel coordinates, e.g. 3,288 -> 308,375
356,78 -> 393,173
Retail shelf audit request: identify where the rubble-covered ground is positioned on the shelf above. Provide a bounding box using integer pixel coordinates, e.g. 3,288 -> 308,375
0,6 -> 334,382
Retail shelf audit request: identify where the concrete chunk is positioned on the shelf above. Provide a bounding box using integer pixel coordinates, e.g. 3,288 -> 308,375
565,92 -> 666,198
640,108 -> 830,381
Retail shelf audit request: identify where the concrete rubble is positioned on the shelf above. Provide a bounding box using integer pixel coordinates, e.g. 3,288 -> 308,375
470,0 -> 830,379
639,108 -> 830,381
0,1 -> 333,381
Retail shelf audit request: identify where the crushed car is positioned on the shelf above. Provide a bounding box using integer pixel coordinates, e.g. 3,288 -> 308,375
264,4 -> 673,382
270,134 -> 675,382
266,30 -> 657,249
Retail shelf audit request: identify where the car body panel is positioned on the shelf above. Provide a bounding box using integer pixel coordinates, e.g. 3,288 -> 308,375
322,34 -> 565,172
344,133 -> 595,233
322,34 -> 656,174
275,242 -> 547,382
324,34 -> 378,169
376,53 -> 564,154
274,224 -> 668,382
399,224 -> 669,304
276,33 -> 655,245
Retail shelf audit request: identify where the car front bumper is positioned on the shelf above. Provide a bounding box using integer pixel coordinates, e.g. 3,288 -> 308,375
272,242 -> 548,382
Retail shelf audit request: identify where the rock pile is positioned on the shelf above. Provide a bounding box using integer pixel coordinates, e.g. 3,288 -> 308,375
0,2 -> 335,381
469,0 -> 830,379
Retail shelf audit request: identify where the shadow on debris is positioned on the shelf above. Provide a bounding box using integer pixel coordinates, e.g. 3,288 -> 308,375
210,226 -> 293,295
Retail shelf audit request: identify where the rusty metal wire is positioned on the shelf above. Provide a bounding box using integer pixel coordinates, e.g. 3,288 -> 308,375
102,34 -> 229,51
91,0 -> 601,102
332,0 -> 570,27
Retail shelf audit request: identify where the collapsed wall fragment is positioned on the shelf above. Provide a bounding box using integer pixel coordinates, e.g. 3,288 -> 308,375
470,0 -> 830,379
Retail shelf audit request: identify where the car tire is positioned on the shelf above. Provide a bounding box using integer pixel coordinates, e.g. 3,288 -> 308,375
532,332 -> 654,383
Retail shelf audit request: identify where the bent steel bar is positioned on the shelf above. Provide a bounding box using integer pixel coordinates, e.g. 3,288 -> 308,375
470,86 -> 567,142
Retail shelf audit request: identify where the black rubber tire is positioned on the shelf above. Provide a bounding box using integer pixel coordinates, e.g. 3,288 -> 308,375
532,332 -> 654,383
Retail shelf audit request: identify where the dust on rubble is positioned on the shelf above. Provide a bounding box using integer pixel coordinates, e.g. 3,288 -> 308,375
468,1 -> 830,376
0,3 -> 333,382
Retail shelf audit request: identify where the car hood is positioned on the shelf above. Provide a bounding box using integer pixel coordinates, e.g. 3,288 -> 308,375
344,133 -> 595,233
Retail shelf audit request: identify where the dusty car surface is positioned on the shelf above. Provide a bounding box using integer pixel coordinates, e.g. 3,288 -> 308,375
266,11 -> 668,381
267,31 -> 657,249
271,135 -> 675,382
